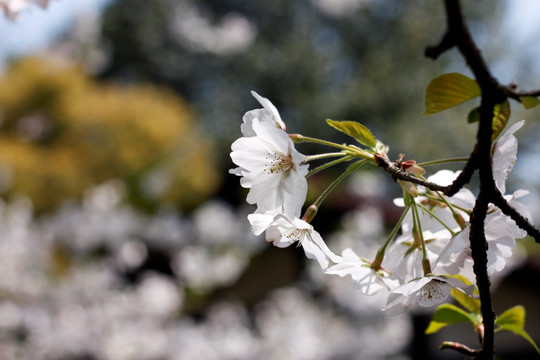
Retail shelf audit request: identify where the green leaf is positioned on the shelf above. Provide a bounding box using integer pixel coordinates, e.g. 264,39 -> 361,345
425,303 -> 477,335
496,305 -> 525,328
449,275 -> 480,314
496,324 -> 540,355
451,288 -> 481,314
424,73 -> 481,115
520,96 -> 540,109
326,119 -> 377,149
467,106 -> 480,123
491,100 -> 511,142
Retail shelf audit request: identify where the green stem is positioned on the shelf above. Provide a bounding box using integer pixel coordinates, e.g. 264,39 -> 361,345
306,156 -> 354,178
295,135 -> 374,160
417,157 -> 470,167
295,135 -> 353,151
305,152 -> 348,162
382,206 -> 411,254
433,190 -> 464,215
310,160 -> 367,209
417,203 -> 456,236
422,193 -> 472,215
411,203 -> 430,274
371,206 -> 411,270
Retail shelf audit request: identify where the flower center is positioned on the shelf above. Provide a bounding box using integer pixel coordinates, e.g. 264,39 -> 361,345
417,280 -> 447,306
283,228 -> 306,246
264,152 -> 294,175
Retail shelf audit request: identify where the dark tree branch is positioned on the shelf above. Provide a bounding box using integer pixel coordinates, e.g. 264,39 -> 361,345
421,1 -> 540,358
374,154 -> 449,192
492,191 -> 540,243
380,1 -> 540,357
425,31 -> 455,60
444,147 -> 479,197
506,88 -> 540,101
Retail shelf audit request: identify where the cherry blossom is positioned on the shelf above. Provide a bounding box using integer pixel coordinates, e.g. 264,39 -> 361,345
230,116 -> 308,216
383,229 -> 452,283
437,121 -> 532,277
265,214 -> 341,270
438,190 -> 531,277
240,91 -> 286,137
325,248 -> 396,296
492,120 -> 525,194
385,275 -> 473,315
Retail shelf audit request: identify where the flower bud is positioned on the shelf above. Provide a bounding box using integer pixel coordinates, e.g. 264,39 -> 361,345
398,180 -> 418,198
288,134 -> 302,143
301,204 -> 318,223
401,160 -> 425,176
453,212 -> 467,230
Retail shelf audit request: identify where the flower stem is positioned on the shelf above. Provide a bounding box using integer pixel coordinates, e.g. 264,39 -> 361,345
309,160 -> 367,210
371,206 -> 411,270
411,203 -> 431,274
294,134 -> 353,151
417,203 -> 456,236
294,135 -> 374,160
417,157 -> 470,167
306,156 -> 354,178
422,193 -> 471,215
305,152 -> 349,162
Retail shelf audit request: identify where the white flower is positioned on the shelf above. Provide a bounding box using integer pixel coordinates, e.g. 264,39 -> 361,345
264,214 -> 340,270
393,170 -> 475,235
325,248 -> 396,296
437,121 -> 532,277
385,275 -> 472,315
230,116 -> 308,216
0,0 -> 50,20
240,91 -> 286,137
492,120 -> 524,194
383,229 -> 451,283
439,189 -> 531,277
247,206 -> 285,236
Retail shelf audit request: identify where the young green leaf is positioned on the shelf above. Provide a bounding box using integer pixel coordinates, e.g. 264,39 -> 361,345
451,288 -> 481,314
495,305 -> 525,328
467,106 -> 480,123
495,324 -> 540,355
520,96 -> 540,109
424,73 -> 481,115
326,119 -> 377,149
425,303 -> 478,335
491,100 -> 511,141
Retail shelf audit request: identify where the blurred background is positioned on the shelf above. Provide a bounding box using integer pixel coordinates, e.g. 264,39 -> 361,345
0,0 -> 540,359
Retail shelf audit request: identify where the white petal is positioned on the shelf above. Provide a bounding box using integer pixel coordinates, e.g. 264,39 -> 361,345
416,280 -> 451,307
385,292 -> 412,316
247,207 -> 283,236
492,120 -> 525,194
438,226 -> 470,263
354,269 -> 386,296
301,234 -> 331,270
392,277 -> 431,296
427,170 -> 460,186
307,228 -> 341,263
251,91 -> 286,130
252,118 -> 291,152
247,172 -> 281,207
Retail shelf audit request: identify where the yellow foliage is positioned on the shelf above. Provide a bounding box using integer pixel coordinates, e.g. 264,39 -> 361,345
0,58 -> 219,212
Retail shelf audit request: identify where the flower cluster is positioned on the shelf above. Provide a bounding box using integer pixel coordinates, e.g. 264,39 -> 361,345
231,94 -> 532,315
230,91 -> 339,270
